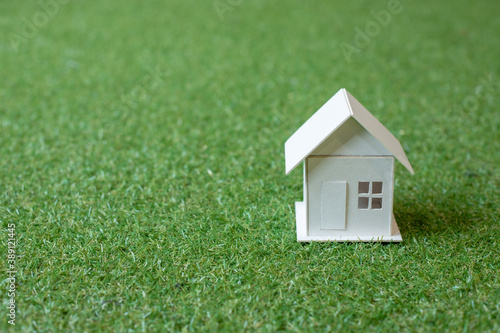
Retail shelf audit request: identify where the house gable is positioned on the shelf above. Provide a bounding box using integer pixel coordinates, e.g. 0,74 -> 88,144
285,88 -> 414,175
310,118 -> 392,156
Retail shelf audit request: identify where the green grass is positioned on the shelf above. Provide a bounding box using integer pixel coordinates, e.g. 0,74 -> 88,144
0,0 -> 499,331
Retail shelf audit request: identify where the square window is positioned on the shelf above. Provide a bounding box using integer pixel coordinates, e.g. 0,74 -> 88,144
372,197 -> 382,209
372,182 -> 383,194
358,182 -> 369,194
358,197 -> 369,209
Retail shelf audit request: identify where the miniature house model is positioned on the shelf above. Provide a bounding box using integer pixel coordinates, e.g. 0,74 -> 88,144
285,88 -> 414,242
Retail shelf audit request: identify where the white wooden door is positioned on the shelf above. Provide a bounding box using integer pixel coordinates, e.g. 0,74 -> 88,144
320,181 -> 347,230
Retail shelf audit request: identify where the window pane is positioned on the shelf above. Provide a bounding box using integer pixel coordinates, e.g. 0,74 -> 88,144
358,197 -> 369,209
358,182 -> 369,194
372,182 -> 383,194
372,197 -> 382,209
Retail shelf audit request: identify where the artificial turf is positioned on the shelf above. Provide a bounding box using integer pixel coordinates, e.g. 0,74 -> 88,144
0,0 -> 499,331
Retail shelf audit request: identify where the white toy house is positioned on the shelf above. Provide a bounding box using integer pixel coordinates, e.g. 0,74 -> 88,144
285,88 -> 414,242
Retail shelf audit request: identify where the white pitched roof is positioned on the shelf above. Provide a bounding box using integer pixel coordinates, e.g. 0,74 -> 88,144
285,88 -> 414,175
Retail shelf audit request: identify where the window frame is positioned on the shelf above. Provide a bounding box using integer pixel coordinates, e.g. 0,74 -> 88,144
357,181 -> 383,210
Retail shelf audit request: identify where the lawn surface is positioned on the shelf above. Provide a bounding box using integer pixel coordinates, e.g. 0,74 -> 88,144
0,0 -> 499,331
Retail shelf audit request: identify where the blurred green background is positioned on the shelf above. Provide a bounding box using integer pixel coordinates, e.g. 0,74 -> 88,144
0,0 -> 499,331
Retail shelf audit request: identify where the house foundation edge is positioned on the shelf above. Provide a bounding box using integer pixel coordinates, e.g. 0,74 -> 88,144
295,201 -> 403,242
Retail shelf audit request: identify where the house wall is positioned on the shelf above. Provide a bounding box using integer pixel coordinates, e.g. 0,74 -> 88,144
307,156 -> 394,237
